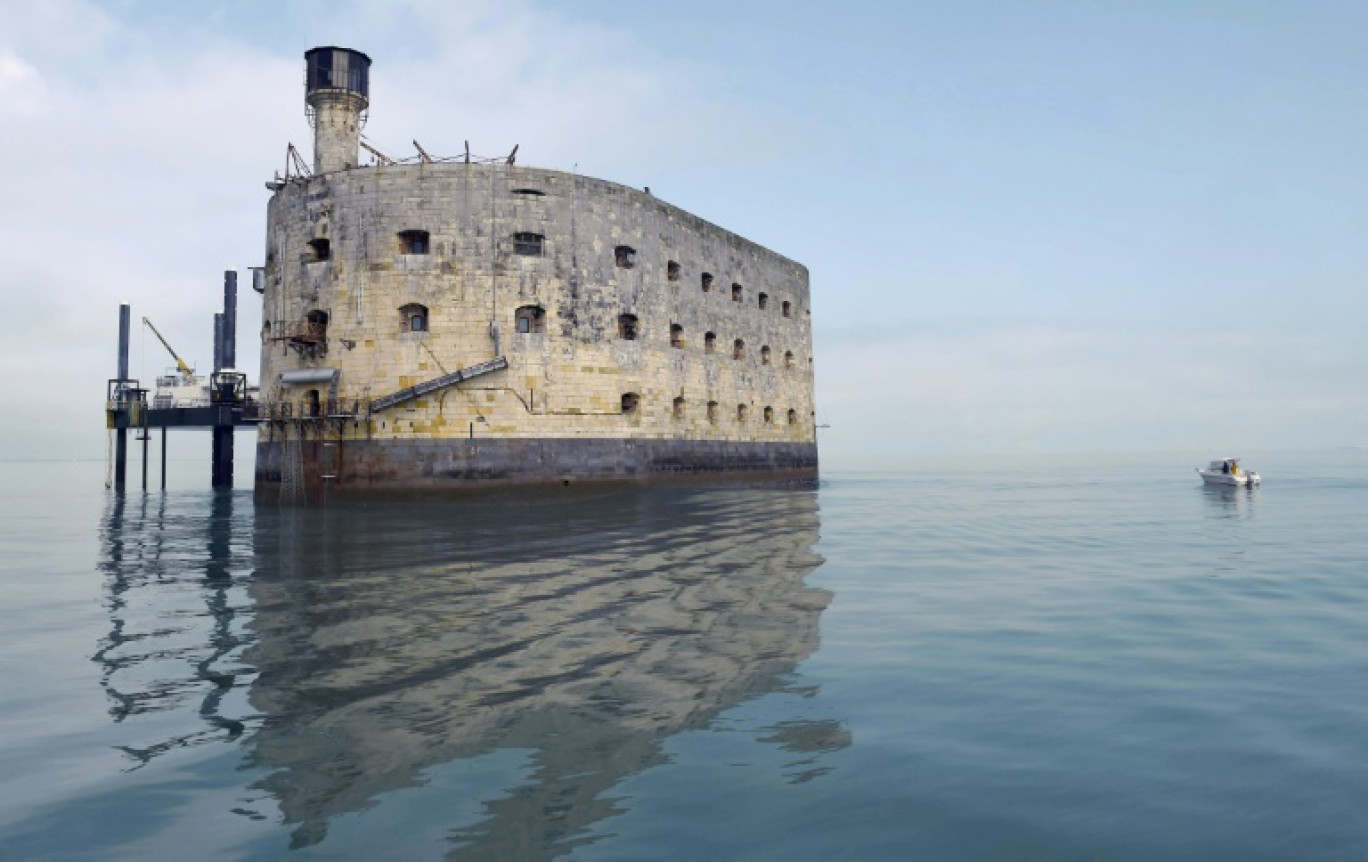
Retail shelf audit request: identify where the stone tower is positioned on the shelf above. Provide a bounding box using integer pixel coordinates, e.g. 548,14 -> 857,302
303,46 -> 371,174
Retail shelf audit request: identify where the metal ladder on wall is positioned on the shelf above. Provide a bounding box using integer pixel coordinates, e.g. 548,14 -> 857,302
279,433 -> 304,504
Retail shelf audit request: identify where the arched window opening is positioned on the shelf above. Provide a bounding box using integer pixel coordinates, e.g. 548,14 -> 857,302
667,260 -> 681,281
621,392 -> 640,414
301,309 -> 329,343
737,403 -> 748,422
787,408 -> 798,426
784,350 -> 795,368
670,323 -> 684,348
617,314 -> 639,340
763,406 -> 774,424
704,331 -> 716,354
673,396 -> 685,419
733,339 -> 745,360
515,305 -> 546,334
513,232 -> 544,256
701,273 -> 714,293
707,401 -> 718,424
782,300 -> 792,318
615,245 -> 637,268
758,292 -> 769,310
400,303 -> 429,333
307,238 -> 331,262
731,283 -> 743,302
398,230 -> 430,255
761,345 -> 771,365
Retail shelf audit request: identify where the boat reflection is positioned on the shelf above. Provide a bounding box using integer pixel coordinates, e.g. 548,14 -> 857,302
1200,483 -> 1259,519
95,484 -> 840,857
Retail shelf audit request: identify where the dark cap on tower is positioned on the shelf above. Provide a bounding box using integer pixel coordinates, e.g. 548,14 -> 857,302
305,47 -> 371,101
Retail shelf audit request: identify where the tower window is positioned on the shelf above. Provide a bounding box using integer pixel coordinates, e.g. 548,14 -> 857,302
764,406 -> 773,424
701,273 -> 714,293
737,404 -> 748,422
782,300 -> 792,318
704,331 -> 716,354
621,392 -> 640,414
307,238 -> 331,262
761,345 -> 771,365
399,230 -> 430,254
304,309 -> 329,342
787,408 -> 798,425
673,396 -> 685,419
513,232 -> 544,256
670,324 -> 684,348
784,350 -> 795,368
400,303 -> 429,333
732,283 -> 743,302
515,305 -> 546,334
617,314 -> 639,340
511,188 -> 545,196
758,292 -> 768,310
733,339 -> 745,360
667,260 -> 681,281
707,401 -> 718,423
615,245 -> 637,268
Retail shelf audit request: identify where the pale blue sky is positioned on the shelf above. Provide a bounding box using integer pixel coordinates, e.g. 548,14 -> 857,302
1,0 -> 1364,461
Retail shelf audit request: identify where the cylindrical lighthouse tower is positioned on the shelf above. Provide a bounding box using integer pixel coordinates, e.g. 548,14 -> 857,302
304,46 -> 371,174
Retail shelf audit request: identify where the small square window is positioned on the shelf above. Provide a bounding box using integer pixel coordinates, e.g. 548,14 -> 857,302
513,232 -> 544,256
399,230 -> 430,255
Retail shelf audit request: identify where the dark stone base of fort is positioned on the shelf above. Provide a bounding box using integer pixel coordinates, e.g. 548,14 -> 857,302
255,437 -> 819,501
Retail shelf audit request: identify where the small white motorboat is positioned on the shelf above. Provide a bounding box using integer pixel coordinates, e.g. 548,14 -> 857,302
1197,457 -> 1261,486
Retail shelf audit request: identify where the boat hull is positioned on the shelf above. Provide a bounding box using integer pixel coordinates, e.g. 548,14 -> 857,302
1197,470 -> 1260,486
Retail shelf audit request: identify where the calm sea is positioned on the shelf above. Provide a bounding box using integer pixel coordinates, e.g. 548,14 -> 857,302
1,450 -> 1365,860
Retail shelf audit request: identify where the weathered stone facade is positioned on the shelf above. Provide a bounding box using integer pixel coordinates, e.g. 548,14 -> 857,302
256,50 -> 817,496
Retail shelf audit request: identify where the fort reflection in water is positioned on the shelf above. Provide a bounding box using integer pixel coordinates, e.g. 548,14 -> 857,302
96,484 -> 843,856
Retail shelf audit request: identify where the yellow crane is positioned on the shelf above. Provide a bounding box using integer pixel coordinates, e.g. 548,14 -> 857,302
142,317 -> 196,384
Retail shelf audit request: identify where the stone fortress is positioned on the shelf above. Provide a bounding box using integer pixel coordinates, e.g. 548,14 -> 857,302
256,47 -> 818,495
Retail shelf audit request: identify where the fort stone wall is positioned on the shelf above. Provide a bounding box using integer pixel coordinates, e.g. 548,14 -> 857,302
255,162 -> 817,495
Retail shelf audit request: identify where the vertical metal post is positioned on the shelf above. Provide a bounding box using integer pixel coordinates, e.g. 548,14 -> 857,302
213,313 -> 225,372
141,425 -> 149,490
114,304 -> 130,492
117,304 -> 130,382
223,271 -> 237,370
212,424 -> 234,488
161,428 -> 167,491
211,271 -> 238,489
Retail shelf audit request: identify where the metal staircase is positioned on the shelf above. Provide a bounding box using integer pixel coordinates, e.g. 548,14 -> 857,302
369,356 -> 508,412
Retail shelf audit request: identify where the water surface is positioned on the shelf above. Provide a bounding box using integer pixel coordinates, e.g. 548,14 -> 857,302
1,451 -> 1365,859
